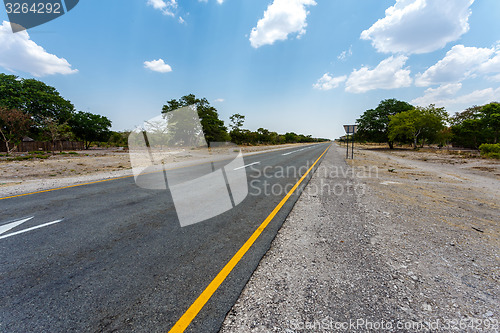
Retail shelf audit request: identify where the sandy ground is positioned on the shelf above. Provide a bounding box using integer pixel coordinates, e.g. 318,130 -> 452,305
0,143 -> 315,197
220,144 -> 499,332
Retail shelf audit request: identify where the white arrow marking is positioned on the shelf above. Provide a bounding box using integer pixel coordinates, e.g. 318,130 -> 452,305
0,219 -> 63,240
0,217 -> 34,235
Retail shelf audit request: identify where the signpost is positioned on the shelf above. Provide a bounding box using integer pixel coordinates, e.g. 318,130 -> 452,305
343,125 -> 358,159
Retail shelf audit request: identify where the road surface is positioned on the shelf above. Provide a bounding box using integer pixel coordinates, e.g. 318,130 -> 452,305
0,142 -> 330,332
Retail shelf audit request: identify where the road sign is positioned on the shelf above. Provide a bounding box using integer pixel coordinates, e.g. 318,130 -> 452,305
343,125 -> 358,134
343,124 -> 357,159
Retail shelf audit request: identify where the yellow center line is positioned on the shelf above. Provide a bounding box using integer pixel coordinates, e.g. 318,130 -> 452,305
168,143 -> 331,333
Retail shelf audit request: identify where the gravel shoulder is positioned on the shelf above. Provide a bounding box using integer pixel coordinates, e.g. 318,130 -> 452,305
220,144 -> 499,332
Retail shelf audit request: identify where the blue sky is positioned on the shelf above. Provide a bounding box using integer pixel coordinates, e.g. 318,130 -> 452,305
1,0 -> 499,139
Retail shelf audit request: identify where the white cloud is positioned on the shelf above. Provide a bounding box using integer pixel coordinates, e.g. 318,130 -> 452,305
249,0 -> 316,48
345,56 -> 412,93
411,83 -> 462,105
313,73 -> 347,91
147,0 -> 177,17
213,98 -> 225,102
144,59 -> 172,73
217,0 -> 224,3
415,45 -> 496,86
450,87 -> 500,105
337,46 -> 352,61
478,47 -> 500,78
0,21 -> 78,77
412,85 -> 500,109
361,0 -> 474,54
489,73 -> 500,82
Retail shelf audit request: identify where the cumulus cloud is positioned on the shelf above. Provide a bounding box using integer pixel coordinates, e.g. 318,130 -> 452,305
313,73 -> 347,91
361,0 -> 474,54
411,83 -> 462,105
450,87 -> 500,105
249,0 -> 316,48
147,0 -> 177,17
412,85 -> 500,108
345,56 -> 412,93
0,21 -> 78,77
477,46 -> 500,78
415,45 -> 497,86
144,59 -> 173,73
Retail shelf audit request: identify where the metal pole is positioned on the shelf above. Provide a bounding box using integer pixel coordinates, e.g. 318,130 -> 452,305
351,135 -> 354,159
346,135 -> 349,159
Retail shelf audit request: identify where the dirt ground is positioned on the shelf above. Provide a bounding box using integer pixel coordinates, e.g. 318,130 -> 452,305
349,144 -> 500,322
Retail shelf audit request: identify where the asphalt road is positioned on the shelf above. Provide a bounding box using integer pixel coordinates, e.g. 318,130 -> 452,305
0,142 -> 330,332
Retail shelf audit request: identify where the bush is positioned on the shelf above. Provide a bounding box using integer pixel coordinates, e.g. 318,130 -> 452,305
7,156 -> 34,161
479,143 -> 500,159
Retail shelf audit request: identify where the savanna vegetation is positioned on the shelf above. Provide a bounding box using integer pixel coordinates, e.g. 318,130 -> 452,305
354,98 -> 500,158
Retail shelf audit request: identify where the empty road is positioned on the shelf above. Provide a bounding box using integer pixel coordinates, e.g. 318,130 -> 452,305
0,142 -> 330,332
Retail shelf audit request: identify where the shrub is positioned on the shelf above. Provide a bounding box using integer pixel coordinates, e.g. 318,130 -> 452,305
479,143 -> 500,159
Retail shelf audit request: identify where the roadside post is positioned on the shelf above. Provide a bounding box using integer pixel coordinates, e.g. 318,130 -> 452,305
343,125 -> 357,159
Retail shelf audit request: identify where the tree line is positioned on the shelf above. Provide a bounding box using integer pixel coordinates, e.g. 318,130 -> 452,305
0,74 -> 327,154
354,98 -> 500,150
161,94 -> 328,146
0,73 -> 112,154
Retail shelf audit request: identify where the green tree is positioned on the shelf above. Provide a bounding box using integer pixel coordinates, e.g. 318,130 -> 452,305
163,106 -> 205,147
450,104 -> 500,148
0,107 -> 32,155
108,131 -> 131,147
229,114 -> 245,131
0,74 -> 74,134
268,131 -> 280,145
69,111 -> 112,149
481,102 -> 500,143
0,74 -> 24,110
41,116 -> 73,153
450,105 -> 482,125
162,94 -> 228,146
229,113 -> 246,144
356,99 -> 413,149
257,128 -> 271,143
388,105 -> 447,148
450,106 -> 484,148
284,132 -> 298,143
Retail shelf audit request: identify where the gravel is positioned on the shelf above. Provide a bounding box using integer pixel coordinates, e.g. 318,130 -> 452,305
220,144 -> 499,332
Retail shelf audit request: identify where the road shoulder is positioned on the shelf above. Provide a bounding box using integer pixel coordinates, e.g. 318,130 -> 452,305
220,144 -> 499,332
